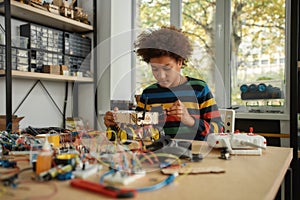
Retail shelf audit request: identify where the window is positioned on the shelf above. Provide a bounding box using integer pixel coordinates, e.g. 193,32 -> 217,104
230,0 -> 286,113
181,0 -> 217,92
135,0 -> 217,94
135,0 -> 170,95
135,0 -> 288,114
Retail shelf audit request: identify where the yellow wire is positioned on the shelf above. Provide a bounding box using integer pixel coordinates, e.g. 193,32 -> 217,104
139,152 -> 181,166
123,139 -> 141,150
95,157 -> 110,168
105,129 -> 118,148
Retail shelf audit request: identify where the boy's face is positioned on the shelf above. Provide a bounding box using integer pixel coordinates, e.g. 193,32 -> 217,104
149,56 -> 182,88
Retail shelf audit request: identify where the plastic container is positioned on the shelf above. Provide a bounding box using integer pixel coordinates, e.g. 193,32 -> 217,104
35,136 -> 53,175
12,36 -> 29,49
0,32 -> 5,45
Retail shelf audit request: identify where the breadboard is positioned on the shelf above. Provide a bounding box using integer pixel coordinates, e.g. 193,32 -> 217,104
73,164 -> 101,179
103,171 -> 146,185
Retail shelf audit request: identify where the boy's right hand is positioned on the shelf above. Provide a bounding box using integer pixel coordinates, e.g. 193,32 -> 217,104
103,107 -> 119,127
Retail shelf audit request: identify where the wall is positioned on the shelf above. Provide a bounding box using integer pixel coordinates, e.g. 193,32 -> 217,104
111,0 -> 133,102
75,0 -> 95,129
96,0 -> 133,130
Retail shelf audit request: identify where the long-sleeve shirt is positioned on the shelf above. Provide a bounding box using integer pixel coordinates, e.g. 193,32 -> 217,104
136,76 -> 224,140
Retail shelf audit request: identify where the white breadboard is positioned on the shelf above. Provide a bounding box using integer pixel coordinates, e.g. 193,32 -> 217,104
103,171 -> 146,185
9,151 -> 31,155
73,164 -> 101,179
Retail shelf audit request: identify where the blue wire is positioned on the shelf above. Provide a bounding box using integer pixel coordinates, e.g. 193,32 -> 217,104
99,169 -> 114,183
99,170 -> 177,193
136,173 -> 176,192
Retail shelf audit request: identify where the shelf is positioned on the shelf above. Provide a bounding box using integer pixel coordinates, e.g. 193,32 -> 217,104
235,112 -> 289,120
1,0 -> 97,130
0,70 -> 93,83
0,1 -> 93,33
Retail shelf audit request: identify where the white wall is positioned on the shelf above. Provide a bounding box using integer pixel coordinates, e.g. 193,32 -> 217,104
0,78 -> 73,129
13,79 -> 72,129
111,0 -> 133,101
96,0 -> 111,130
76,0 -> 95,129
96,0 -> 133,130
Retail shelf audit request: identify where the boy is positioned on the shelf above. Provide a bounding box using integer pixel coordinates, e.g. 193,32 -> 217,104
104,26 -> 223,140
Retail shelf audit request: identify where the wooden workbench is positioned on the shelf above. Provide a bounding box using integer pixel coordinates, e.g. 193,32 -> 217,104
1,143 -> 292,200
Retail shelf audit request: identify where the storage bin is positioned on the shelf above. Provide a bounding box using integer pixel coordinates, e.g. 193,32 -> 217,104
12,36 -> 29,49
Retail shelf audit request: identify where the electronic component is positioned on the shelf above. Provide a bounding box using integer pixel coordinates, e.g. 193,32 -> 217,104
56,171 -> 74,181
73,164 -> 101,179
54,153 -> 78,170
146,136 -> 196,160
9,151 -> 31,155
1,131 -> 41,155
219,148 -> 231,160
114,110 -> 159,125
0,160 -> 17,168
219,109 -> 235,133
106,97 -> 164,144
106,125 -> 162,143
38,164 -> 73,181
207,133 -> 267,155
103,170 -> 146,186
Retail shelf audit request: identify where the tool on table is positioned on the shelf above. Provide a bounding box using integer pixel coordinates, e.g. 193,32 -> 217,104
70,179 -> 137,198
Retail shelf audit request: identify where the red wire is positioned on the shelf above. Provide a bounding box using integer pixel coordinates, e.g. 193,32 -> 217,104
14,180 -> 58,200
0,166 -> 20,175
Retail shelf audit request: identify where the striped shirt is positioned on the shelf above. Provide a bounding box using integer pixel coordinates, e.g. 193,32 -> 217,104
136,76 -> 224,140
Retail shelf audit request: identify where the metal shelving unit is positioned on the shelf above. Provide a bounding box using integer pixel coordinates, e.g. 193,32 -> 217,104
0,1 -> 94,32
0,69 -> 93,82
1,0 -> 97,130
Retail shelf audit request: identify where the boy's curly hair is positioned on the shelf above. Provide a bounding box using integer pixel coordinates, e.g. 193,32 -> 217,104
134,25 -> 193,66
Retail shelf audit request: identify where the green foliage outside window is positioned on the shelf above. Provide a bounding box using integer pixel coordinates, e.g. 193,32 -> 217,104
136,0 -> 286,109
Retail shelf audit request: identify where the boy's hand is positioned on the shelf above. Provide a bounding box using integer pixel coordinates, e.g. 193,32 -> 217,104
166,100 -> 195,127
104,107 -> 119,127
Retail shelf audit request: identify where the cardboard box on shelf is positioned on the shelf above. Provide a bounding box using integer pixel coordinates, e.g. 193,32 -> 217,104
60,65 -> 69,75
0,115 -> 24,132
42,65 -> 61,75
